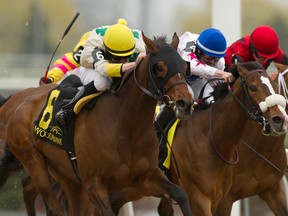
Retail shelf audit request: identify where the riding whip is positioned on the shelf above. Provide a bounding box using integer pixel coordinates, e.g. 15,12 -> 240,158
43,12 -> 80,83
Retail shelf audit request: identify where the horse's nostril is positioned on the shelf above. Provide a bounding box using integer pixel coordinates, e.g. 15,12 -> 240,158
176,100 -> 187,109
272,116 -> 283,126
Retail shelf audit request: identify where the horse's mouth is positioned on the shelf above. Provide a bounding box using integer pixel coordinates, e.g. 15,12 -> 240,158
262,124 -> 287,136
174,104 -> 194,119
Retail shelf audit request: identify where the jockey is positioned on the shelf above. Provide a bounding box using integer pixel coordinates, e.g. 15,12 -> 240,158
225,25 -> 288,76
50,18 -> 146,124
178,28 -> 234,104
39,32 -> 90,85
155,28 -> 234,165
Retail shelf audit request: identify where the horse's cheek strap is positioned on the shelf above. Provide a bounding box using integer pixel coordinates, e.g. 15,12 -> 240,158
259,94 -> 286,113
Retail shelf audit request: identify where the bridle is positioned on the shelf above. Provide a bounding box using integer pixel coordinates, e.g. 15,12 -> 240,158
133,49 -> 188,106
228,70 -> 267,127
277,68 -> 288,105
210,69 -> 284,164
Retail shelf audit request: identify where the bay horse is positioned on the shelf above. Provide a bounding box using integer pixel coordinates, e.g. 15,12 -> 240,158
214,62 -> 288,216
156,62 -> 288,216
0,33 -> 194,216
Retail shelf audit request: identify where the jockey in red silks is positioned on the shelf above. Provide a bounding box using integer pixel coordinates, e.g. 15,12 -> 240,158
225,25 -> 288,74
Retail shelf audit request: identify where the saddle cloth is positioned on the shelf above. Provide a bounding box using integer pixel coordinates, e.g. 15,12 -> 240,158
34,76 -> 101,151
162,118 -> 181,169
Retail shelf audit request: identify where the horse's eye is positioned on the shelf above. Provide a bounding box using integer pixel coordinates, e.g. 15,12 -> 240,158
155,65 -> 164,73
153,63 -> 166,78
249,85 -> 257,92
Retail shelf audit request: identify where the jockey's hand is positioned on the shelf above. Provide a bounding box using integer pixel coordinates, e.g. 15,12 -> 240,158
231,55 -> 243,65
269,71 -> 278,81
39,77 -> 53,86
121,52 -> 147,75
135,52 -> 147,65
215,70 -> 235,83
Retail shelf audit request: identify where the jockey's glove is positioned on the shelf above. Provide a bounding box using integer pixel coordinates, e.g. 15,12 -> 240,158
39,77 -> 54,86
231,55 -> 243,65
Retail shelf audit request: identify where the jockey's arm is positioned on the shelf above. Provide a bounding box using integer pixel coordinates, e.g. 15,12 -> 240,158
42,32 -> 90,84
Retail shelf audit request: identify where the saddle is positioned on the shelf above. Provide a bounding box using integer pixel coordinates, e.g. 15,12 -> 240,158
34,75 -> 99,151
34,74 -> 128,179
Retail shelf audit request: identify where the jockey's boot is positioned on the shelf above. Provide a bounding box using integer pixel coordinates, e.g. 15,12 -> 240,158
55,81 -> 98,125
154,106 -> 177,168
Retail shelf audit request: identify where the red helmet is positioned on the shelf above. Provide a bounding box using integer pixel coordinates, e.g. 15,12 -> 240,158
250,25 -> 279,59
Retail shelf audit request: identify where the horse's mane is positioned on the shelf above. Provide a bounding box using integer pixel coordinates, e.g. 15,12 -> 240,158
212,61 -> 265,101
229,61 -> 265,80
211,82 -> 229,101
0,94 -> 10,107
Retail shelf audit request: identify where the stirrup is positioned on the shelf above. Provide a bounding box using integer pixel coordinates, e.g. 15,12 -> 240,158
55,109 -> 69,125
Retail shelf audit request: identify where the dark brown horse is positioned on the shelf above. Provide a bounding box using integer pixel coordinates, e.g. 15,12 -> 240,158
214,62 -> 288,216
0,34 -> 194,216
156,62 -> 288,216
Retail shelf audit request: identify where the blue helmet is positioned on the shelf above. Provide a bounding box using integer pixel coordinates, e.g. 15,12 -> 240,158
196,28 -> 227,58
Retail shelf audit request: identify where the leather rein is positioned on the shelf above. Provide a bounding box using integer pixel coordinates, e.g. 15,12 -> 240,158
209,69 -> 267,165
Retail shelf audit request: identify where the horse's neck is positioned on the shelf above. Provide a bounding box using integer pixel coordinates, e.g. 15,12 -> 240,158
209,93 -> 250,158
118,64 -> 157,128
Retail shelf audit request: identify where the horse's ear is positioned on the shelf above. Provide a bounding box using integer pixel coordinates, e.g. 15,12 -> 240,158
142,33 -> 158,55
237,63 -> 249,77
274,62 -> 287,73
171,32 -> 179,50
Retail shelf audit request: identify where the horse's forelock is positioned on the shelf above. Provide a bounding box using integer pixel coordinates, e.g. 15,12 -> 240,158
152,35 -> 167,46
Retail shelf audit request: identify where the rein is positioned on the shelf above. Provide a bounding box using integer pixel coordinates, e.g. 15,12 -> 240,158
209,104 -> 239,165
228,70 -> 267,127
109,68 -> 133,94
240,139 -> 281,173
133,59 -> 161,100
209,69 -> 265,165
278,68 -> 288,104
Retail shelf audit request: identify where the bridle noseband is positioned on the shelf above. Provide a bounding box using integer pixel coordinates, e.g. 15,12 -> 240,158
278,68 -> 288,105
210,69 -> 280,164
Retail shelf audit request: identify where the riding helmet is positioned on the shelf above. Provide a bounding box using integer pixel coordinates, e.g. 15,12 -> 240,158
196,28 -> 227,58
250,25 -> 279,59
103,18 -> 135,57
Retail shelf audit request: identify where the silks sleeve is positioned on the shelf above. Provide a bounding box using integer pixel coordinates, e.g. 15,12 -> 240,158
47,32 -> 91,83
105,63 -> 122,77
47,52 -> 80,83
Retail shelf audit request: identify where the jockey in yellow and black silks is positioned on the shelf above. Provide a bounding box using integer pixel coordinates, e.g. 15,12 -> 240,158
43,18 -> 146,125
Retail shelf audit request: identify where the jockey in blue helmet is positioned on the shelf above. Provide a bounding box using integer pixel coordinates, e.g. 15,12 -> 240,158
155,28 -> 234,170
177,28 -> 234,104
196,28 -> 227,59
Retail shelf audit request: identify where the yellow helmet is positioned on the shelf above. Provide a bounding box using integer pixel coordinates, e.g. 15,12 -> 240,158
104,18 -> 135,57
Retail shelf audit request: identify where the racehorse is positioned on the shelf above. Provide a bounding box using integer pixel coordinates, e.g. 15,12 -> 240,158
156,62 -> 288,216
214,62 -> 288,216
0,33 -> 194,216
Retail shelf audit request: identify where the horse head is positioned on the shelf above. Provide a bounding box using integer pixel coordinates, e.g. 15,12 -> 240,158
140,33 -> 194,118
234,62 -> 288,136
